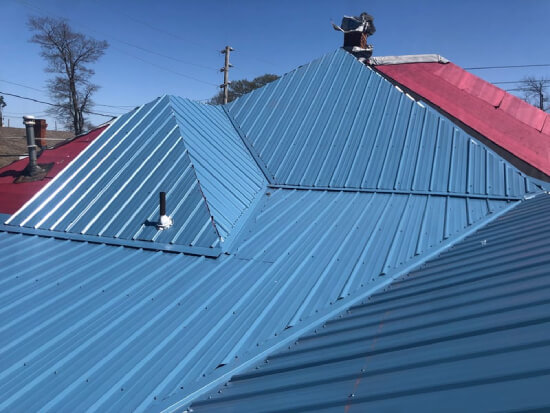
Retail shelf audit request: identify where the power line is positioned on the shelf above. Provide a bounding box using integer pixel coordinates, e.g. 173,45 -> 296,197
95,0 -> 278,69
110,45 -> 218,87
0,91 -> 116,117
17,0 -> 219,82
0,79 -> 135,109
492,79 -> 550,85
0,79 -> 46,93
466,63 -> 550,70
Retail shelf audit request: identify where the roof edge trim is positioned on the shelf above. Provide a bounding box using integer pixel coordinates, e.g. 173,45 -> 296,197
369,54 -> 449,65
0,224 -> 222,257
157,197 -> 523,412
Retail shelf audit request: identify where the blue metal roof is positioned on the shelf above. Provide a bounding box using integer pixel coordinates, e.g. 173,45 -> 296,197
227,48 -> 541,197
169,96 -> 265,240
188,193 -> 550,412
5,95 -> 265,250
0,188 -> 515,411
0,46 -> 547,412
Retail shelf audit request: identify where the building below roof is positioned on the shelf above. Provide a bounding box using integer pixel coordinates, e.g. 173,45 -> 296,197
0,125 -> 107,214
188,192 -> 550,413
1,46 -> 549,412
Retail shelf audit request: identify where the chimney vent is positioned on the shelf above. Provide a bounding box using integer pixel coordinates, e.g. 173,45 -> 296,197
22,115 -> 41,176
333,13 -> 376,61
157,191 -> 173,230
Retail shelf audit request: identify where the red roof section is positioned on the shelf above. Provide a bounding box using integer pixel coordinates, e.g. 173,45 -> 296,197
0,125 -> 107,215
376,61 -> 550,176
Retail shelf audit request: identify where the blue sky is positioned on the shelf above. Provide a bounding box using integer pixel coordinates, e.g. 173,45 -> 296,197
1,0 -> 550,130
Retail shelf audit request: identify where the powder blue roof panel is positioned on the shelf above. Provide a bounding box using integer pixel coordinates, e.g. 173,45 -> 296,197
228,48 -> 541,198
169,96 -> 265,240
0,187 -> 515,411
6,95 -> 265,251
189,193 -> 550,413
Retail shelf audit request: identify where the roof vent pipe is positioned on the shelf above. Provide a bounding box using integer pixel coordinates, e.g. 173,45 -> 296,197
332,13 -> 376,62
157,191 -> 173,230
23,115 -> 42,176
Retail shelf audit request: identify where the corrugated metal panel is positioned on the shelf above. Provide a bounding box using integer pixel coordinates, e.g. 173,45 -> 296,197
6,95 -> 265,250
190,193 -> 550,413
169,96 -> 265,240
376,61 -> 550,177
0,188 -> 514,411
228,48 -> 541,196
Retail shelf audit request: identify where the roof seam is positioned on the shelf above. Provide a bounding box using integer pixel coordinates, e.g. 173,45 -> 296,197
0,224 -> 222,257
267,184 -> 525,201
222,105 -> 276,184
166,96 -> 223,242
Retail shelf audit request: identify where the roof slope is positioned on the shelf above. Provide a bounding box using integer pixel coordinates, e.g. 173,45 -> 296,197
0,125 -> 106,214
1,48 -> 548,412
227,48 -> 540,197
0,187 -> 516,412
375,60 -> 550,178
189,193 -> 550,413
5,95 -> 265,251
169,96 -> 265,240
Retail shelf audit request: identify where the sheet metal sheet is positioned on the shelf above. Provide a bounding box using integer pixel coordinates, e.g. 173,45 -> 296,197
169,97 -> 265,240
0,189 -> 514,411
227,48 -> 541,196
190,193 -> 550,413
5,95 -> 265,250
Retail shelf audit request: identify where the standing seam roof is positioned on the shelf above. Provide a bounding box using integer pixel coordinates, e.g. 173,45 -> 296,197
0,187 -> 516,411
227,48 -> 541,198
189,193 -> 550,413
5,95 -> 265,251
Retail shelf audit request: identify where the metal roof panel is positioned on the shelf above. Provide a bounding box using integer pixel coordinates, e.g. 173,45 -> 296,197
190,193 -> 550,413
228,49 -> 540,196
0,187 -> 515,411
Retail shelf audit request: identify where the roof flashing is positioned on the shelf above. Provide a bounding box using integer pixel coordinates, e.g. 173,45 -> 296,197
369,54 -> 449,65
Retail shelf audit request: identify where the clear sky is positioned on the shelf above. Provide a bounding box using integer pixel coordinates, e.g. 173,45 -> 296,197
1,0 -> 550,131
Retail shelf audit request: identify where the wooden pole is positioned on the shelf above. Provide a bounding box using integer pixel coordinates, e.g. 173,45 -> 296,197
220,46 -> 234,104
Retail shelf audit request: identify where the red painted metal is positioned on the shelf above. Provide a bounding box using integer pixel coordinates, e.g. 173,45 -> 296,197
0,125 -> 107,214
376,61 -> 550,176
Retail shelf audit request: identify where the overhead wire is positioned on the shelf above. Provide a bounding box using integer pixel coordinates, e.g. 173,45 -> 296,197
94,0 -> 278,68
0,91 -> 117,117
15,0 -> 219,87
466,63 -> 550,70
0,79 -> 135,109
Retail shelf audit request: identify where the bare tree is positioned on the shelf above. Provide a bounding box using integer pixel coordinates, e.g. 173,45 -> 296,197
520,76 -> 549,112
28,17 -> 108,134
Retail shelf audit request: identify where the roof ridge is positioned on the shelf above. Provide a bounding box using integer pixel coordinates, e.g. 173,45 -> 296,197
166,96 -> 223,243
370,54 -> 449,65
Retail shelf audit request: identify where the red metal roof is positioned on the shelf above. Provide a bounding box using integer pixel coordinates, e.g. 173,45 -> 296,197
376,61 -> 550,177
0,125 -> 107,214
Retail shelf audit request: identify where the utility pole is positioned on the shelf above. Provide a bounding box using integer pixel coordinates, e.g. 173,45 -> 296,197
220,46 -> 234,104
